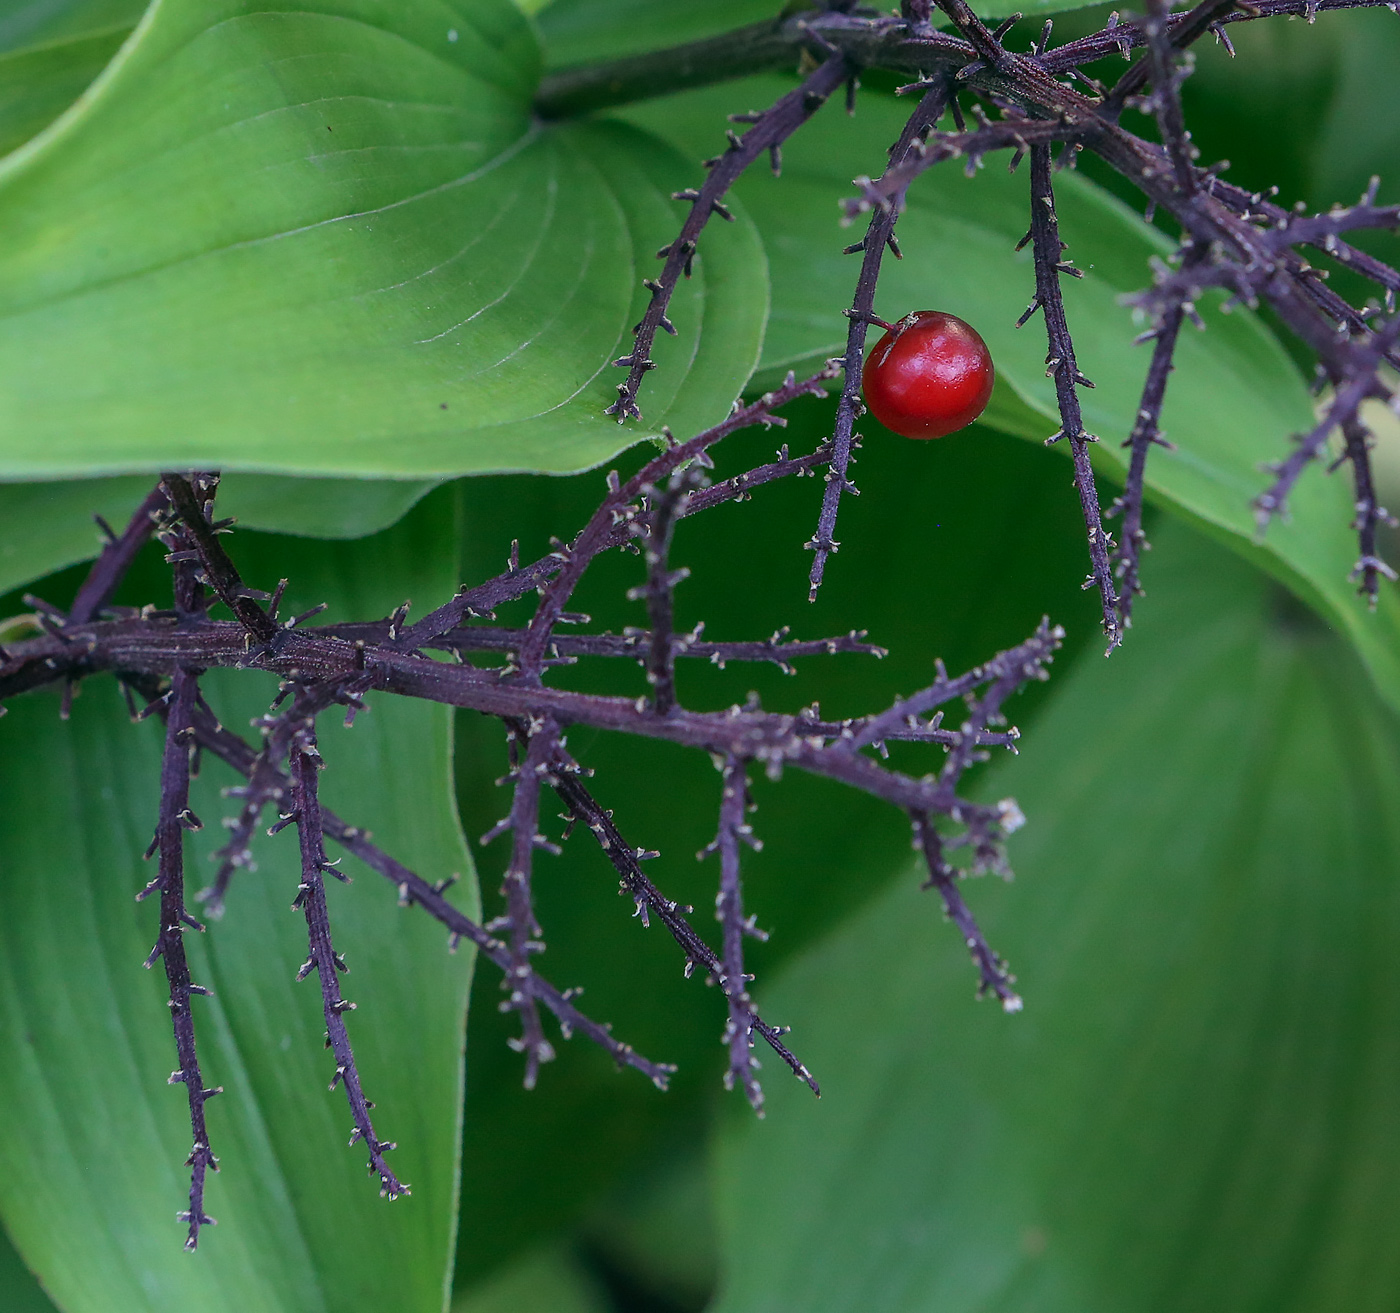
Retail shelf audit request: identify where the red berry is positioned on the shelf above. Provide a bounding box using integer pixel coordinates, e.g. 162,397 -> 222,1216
861,311 -> 995,439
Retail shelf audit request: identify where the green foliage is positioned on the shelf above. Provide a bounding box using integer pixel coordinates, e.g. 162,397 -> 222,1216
0,1 -> 1396,1311
714,523 -> 1400,1312
450,1245 -> 608,1313
0,493 -> 477,1313
0,1227 -> 57,1313
0,0 -> 763,479
0,474 -> 438,598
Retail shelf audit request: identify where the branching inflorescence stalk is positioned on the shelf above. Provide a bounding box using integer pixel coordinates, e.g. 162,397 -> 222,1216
1,354 -> 1054,1239
5,0 -> 1399,1251
572,0 -> 1400,614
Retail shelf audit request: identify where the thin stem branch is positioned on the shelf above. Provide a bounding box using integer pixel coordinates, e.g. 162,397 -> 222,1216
637,467 -> 701,714
1342,415 -> 1399,603
496,719 -> 560,1089
1025,144 -> 1121,648
140,489 -> 222,1250
707,756 -> 767,1112
326,620 -> 886,669
514,370 -> 834,677
1255,312 -> 1400,521
161,474 -> 275,642
547,746 -> 819,1095
285,718 -> 408,1199
912,812 -> 1021,1010
808,80 -> 951,600
1139,0 -> 1201,194
608,55 -> 849,422
1110,246 -> 1199,630
1103,0 -> 1238,115
395,369 -> 834,658
144,667 -> 220,1249
843,620 -> 1059,755
69,483 -> 168,626
534,0 -> 1394,122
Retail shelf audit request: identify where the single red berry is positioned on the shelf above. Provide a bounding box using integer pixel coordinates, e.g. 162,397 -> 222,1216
861,310 -> 995,439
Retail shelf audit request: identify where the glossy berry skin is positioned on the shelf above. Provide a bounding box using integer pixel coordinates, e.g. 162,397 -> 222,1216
862,311 -> 995,439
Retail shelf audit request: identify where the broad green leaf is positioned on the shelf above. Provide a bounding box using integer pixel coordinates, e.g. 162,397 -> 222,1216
617,79 -> 1400,712
580,1142 -> 720,1307
0,490 -> 478,1313
0,1228 -> 58,1313
0,0 -> 145,54
0,0 -> 766,479
1312,7 -> 1400,209
452,403 -> 1107,1284
0,21 -> 131,157
715,520 -> 1400,1313
0,474 -> 438,601
451,1245 -> 608,1313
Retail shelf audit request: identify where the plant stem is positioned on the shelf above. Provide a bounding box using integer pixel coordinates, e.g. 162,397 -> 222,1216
536,19 -> 797,119
533,0 -> 1397,121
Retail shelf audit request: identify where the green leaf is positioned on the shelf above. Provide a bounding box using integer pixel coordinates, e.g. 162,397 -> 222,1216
616,79 -> 1400,711
715,519 -> 1400,1312
0,21 -> 132,157
0,0 -> 145,55
0,0 -> 766,479
0,489 -> 478,1313
0,474 -> 440,602
451,1245 -> 608,1313
0,1227 -> 58,1313
580,1141 -> 721,1308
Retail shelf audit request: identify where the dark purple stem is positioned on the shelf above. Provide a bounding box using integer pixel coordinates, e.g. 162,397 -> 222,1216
638,468 -> 701,714
162,473 -> 276,642
180,694 -> 676,1087
145,668 -> 221,1250
912,812 -> 1021,1010
708,756 -> 767,1111
1110,250 -> 1198,631
496,719 -> 559,1089
1254,312 -> 1400,553
548,746 -> 818,1095
286,719 -> 408,1200
1103,0 -> 1238,115
1342,416 -> 1398,605
808,80 -> 951,601
1,614 -> 1052,848
608,55 -> 850,422
1140,0 -> 1201,194
141,484 -> 222,1250
69,484 -> 169,626
514,370 -> 834,677
326,620 -> 885,669
1025,144 -> 1121,648
841,621 -> 1059,754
